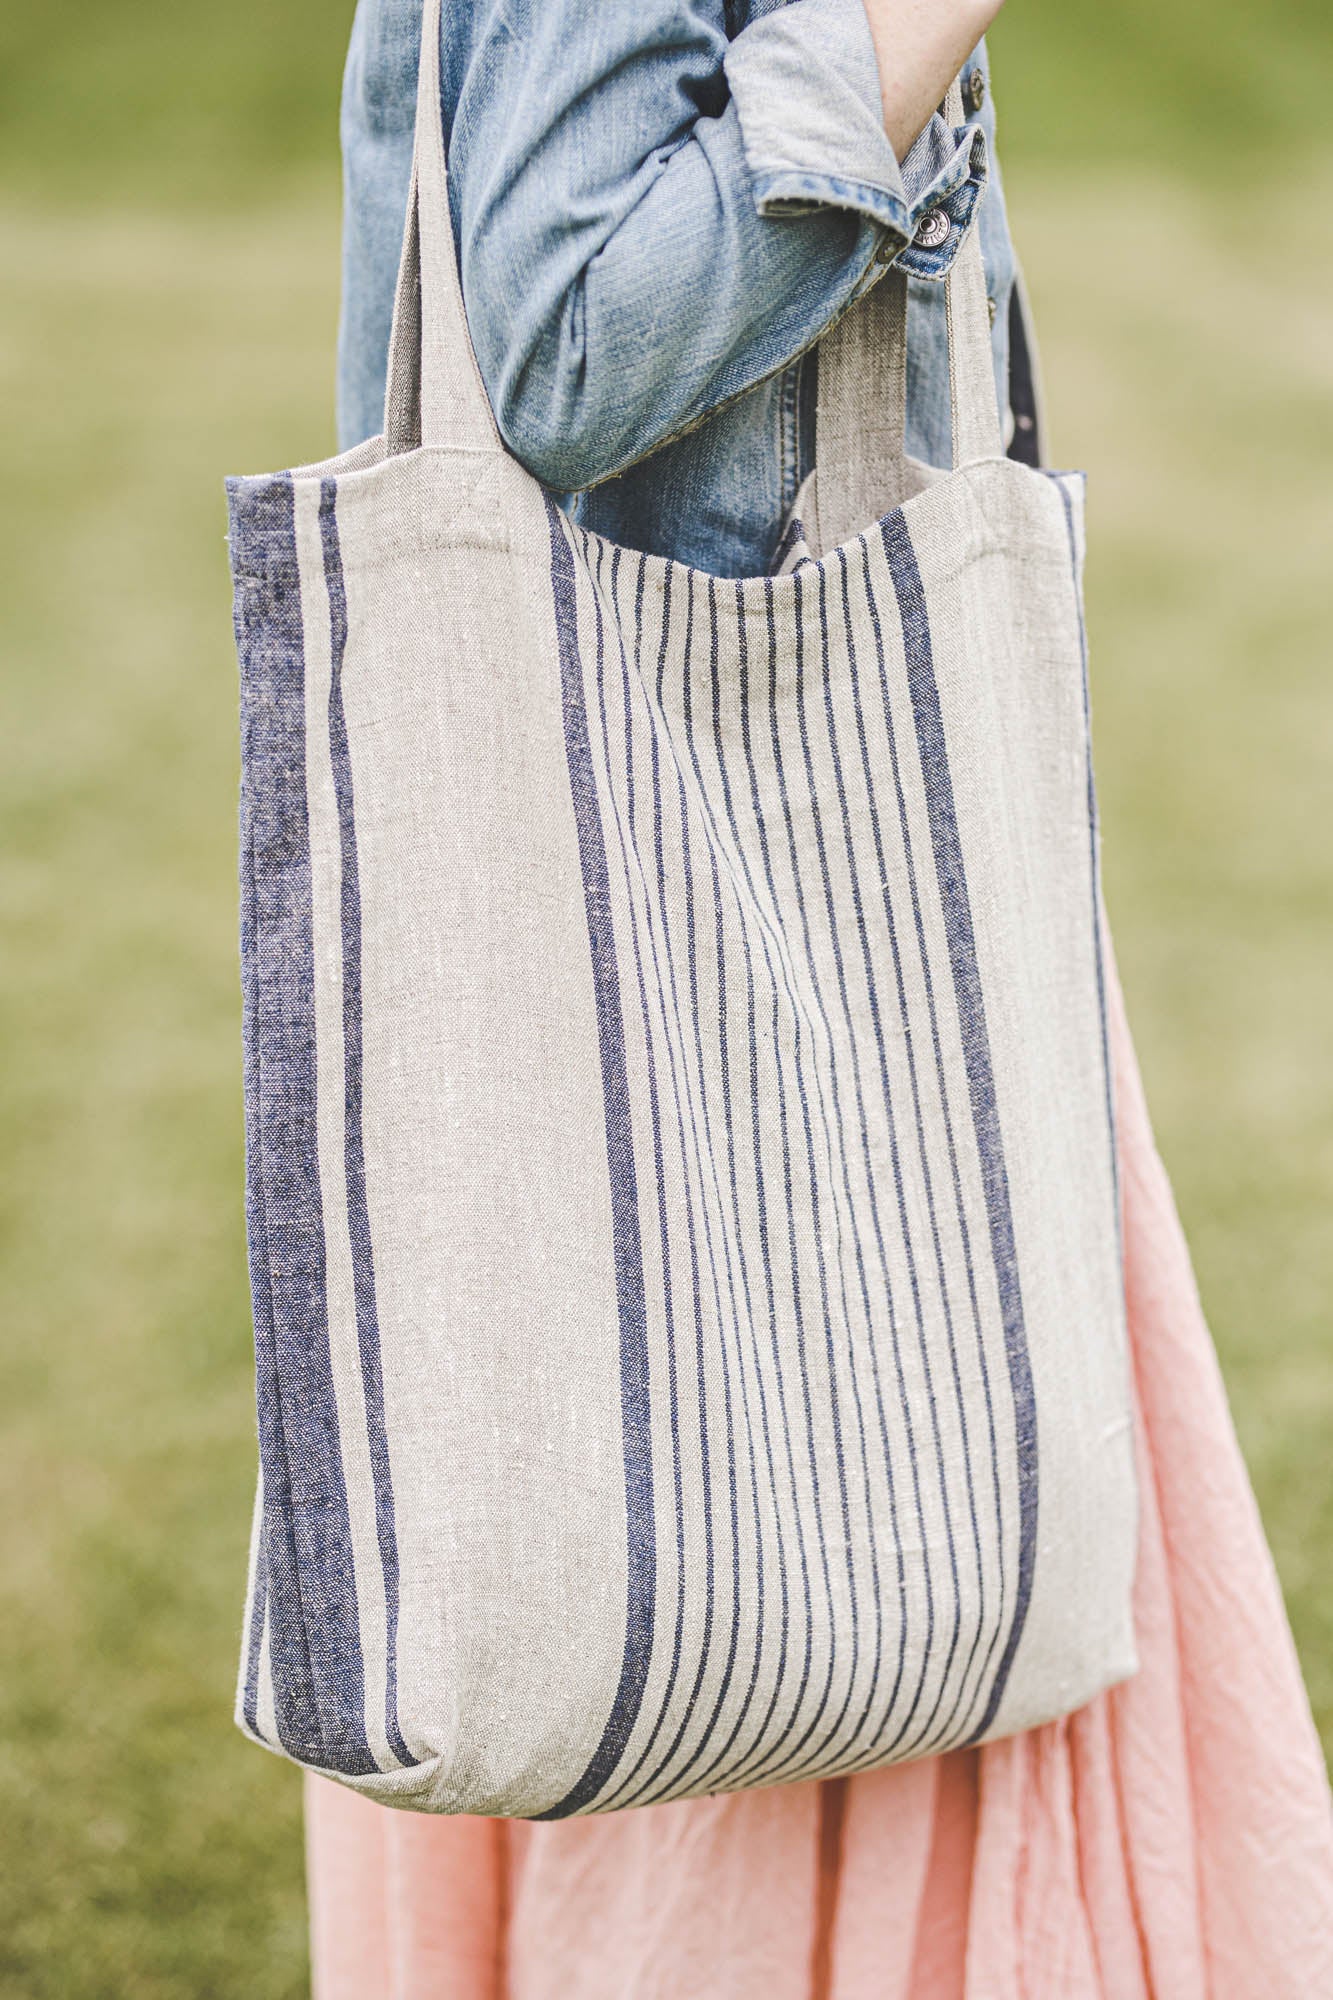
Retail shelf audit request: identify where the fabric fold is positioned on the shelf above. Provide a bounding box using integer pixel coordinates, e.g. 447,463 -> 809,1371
726,0 -> 990,278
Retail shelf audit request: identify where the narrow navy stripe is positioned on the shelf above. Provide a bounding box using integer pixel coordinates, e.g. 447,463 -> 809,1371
714,577 -> 858,1791
880,512 -> 1039,1741
811,549 -> 988,1765
660,828 -> 771,1799
643,568 -> 751,1802
851,542 -> 1006,1758
577,552 -> 716,1812
733,569 -> 881,1788
728,568 -> 924,1800
715,580 -> 838,1787
229,470 -> 374,1774
690,579 -> 824,1790
774,548 -> 970,1785
682,580 -> 810,1793
664,575 -> 792,1798
612,564 -> 748,1805
585,555 -> 699,1812
538,507 -> 658,1819
319,480 -> 412,1769
575,549 -> 694,1811
627,565 -> 723,1801
615,556 -> 693,1790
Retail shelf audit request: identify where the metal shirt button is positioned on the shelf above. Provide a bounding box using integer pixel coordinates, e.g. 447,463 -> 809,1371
987,295 -> 997,328
913,210 -> 951,251
965,68 -> 986,113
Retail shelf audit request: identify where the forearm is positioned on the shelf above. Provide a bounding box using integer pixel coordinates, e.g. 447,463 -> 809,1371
861,0 -> 1007,158
340,0 -> 991,482
456,0 -> 989,490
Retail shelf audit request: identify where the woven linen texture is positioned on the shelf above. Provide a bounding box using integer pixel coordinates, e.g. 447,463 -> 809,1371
224,0 -> 1137,1817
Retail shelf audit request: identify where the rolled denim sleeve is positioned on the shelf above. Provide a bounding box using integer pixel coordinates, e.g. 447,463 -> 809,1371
339,0 -> 989,488
725,0 -> 987,279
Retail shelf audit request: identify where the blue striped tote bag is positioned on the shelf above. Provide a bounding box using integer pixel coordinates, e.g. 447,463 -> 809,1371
225,0 -> 1138,1816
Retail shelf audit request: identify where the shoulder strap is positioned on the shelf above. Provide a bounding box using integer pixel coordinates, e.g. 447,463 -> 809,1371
814,77 -> 1003,549
383,0 -> 503,455
814,266 -> 911,551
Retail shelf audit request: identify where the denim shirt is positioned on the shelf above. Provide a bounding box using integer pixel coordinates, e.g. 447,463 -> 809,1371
338,0 -> 1032,578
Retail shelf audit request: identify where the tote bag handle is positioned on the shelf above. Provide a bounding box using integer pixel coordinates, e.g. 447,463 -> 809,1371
383,0 -> 503,456
383,8 -> 1002,538
814,79 -> 1004,549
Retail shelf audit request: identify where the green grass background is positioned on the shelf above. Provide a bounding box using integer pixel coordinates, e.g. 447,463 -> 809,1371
1,4 -> 1330,1994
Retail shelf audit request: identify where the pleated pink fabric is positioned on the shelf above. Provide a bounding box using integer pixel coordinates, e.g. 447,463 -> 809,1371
304,926 -> 1333,1997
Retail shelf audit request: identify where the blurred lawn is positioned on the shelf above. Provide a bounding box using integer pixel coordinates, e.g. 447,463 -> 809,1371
1,3 -> 1330,1995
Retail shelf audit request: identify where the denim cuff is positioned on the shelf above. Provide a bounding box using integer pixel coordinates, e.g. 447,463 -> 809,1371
724,0 -> 989,279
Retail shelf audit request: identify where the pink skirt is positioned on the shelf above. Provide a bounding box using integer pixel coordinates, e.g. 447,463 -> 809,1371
303,925 -> 1333,1998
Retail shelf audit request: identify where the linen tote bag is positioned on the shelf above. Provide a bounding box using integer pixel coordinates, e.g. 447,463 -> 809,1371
226,0 -> 1138,1818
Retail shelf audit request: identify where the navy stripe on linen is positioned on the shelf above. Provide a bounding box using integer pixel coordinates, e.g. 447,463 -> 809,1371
228,471 -> 376,1775
677,578 -> 806,1798
319,480 -> 413,1770
538,504 -> 658,1820
568,550 -> 696,1816
783,551 -> 987,1778
723,571 -> 872,1793
597,560 -> 733,1813
711,579 -> 840,1792
879,511 -> 1039,1743
850,542 -> 1007,1759
526,505 -> 1067,1807
725,559 -> 913,1788
646,570 -> 786,1801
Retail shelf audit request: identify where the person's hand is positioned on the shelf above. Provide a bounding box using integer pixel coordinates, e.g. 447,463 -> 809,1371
860,0 -> 1006,160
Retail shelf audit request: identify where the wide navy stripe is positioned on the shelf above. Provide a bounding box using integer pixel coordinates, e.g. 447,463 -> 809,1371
880,512 -> 1040,1742
576,552 -> 714,1813
576,549 -> 697,1814
611,556 -> 692,1792
229,470 -> 375,1775
612,564 -> 751,1806
319,481 -> 413,1770
583,556 -> 701,1812
539,508 -> 658,1819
